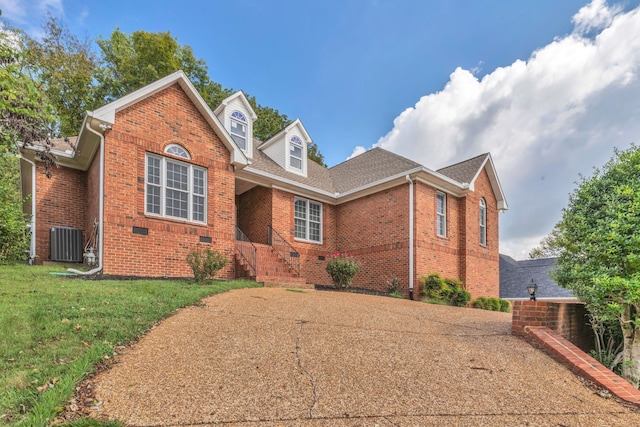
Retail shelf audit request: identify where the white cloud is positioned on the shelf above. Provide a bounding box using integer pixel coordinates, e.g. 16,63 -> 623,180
347,145 -> 367,160
374,0 -> 640,259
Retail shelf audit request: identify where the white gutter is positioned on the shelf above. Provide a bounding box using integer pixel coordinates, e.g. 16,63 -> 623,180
406,175 -> 415,299
21,156 -> 37,263
68,117 -> 105,275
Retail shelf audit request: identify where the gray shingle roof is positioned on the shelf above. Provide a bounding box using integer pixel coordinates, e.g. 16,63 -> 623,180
499,254 -> 575,299
248,142 -> 336,193
437,153 -> 488,184
328,147 -> 422,193
247,146 -> 424,195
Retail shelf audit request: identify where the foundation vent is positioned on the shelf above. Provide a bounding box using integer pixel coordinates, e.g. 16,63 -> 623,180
50,227 -> 83,263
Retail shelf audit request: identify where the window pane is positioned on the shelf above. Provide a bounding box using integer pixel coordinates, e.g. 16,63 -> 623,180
294,199 -> 306,219
309,222 -> 320,242
147,184 -> 160,214
231,133 -> 246,150
193,195 -> 205,222
166,189 -> 188,219
309,202 -> 321,223
290,157 -> 302,169
193,169 -> 205,195
166,162 -> 188,191
294,218 -> 306,239
147,157 -> 160,185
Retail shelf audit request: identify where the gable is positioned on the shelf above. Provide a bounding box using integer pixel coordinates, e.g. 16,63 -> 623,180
258,119 -> 311,177
91,70 -> 248,168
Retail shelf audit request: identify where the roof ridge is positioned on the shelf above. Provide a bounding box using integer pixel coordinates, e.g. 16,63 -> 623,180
329,147 -> 420,170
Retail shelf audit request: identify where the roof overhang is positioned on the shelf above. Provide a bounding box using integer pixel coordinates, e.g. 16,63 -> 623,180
469,154 -> 508,211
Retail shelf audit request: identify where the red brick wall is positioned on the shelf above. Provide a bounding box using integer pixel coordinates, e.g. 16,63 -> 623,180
336,185 -> 410,294
512,301 -> 594,353
237,186 -> 272,244
414,181 -> 463,294
461,169 -> 500,297
270,189 -> 337,285
34,163 -> 87,263
100,84 -> 236,278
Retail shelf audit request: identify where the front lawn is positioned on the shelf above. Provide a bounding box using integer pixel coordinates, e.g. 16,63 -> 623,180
0,264 -> 259,426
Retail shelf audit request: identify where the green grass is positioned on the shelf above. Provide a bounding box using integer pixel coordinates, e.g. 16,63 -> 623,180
0,264 -> 259,426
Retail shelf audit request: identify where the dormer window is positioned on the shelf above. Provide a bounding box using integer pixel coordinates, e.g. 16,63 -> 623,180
230,111 -> 247,151
290,136 -> 303,170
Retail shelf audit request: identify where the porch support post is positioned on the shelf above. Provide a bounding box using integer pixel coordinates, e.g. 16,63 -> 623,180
406,175 -> 414,300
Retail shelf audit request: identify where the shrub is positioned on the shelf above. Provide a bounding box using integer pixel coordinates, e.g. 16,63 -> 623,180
326,252 -> 361,290
472,296 -> 510,312
420,273 -> 470,307
186,247 -> 228,283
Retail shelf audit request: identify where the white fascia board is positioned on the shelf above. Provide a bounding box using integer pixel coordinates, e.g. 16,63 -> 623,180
213,91 -> 258,121
469,154 -> 508,211
92,71 -> 189,124
238,167 -> 336,203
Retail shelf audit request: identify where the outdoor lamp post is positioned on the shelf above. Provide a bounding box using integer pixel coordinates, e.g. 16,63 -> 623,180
527,279 -> 538,301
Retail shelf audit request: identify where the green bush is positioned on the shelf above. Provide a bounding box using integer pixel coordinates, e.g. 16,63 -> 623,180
326,252 -> 361,290
499,298 -> 511,313
186,247 -> 228,283
420,273 -> 470,307
0,155 -> 29,264
471,296 -> 510,312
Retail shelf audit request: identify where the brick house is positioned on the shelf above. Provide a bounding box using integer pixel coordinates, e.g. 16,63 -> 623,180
19,71 -> 508,298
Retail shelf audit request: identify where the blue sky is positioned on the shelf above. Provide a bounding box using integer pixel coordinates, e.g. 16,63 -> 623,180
3,0 -> 640,259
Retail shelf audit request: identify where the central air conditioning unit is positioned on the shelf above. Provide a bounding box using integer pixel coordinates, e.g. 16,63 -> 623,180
50,227 -> 83,263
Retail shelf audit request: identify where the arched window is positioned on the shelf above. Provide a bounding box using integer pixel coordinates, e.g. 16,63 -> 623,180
230,111 -> 247,150
165,144 -> 190,159
290,136 -> 303,170
479,198 -> 487,246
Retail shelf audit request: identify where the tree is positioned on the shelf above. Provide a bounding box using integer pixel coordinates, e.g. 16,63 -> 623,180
0,22 -> 56,172
307,140 -> 325,167
94,28 -> 228,106
25,14 -> 99,136
528,226 -> 562,259
552,145 -> 640,387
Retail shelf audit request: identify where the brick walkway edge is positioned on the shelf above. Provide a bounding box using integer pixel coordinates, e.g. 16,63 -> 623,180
519,325 -> 640,406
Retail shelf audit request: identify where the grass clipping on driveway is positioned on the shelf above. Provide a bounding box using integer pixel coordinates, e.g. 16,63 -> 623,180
0,264 -> 259,426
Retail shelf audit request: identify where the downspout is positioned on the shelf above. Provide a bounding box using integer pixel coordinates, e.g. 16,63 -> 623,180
68,118 -> 105,275
22,156 -> 37,263
406,175 -> 414,300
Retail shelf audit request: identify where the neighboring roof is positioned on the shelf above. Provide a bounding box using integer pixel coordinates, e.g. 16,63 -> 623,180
437,153 -> 488,184
329,147 -> 422,193
499,254 -> 575,299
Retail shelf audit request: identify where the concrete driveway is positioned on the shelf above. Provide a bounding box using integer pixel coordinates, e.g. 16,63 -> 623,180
92,288 -> 639,426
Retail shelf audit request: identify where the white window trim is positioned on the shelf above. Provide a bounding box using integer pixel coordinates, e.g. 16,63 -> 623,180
294,197 -> 322,244
436,192 -> 446,237
289,136 -> 304,172
145,153 -> 207,224
230,111 -> 249,153
479,198 -> 487,246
